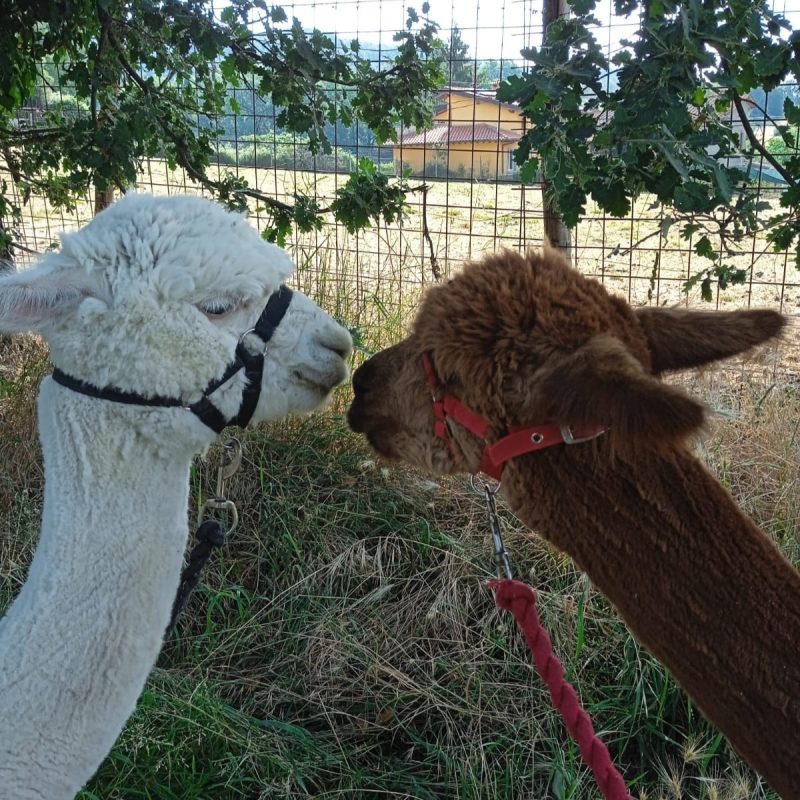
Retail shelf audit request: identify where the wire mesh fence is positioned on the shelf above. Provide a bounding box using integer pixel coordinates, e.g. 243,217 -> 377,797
4,0 -> 800,348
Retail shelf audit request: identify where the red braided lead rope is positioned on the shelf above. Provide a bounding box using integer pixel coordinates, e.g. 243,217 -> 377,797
489,578 -> 633,800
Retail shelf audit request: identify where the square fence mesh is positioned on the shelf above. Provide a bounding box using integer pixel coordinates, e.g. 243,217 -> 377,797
4,0 -> 800,369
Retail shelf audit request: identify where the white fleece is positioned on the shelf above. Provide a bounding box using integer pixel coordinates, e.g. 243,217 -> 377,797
0,194 -> 352,799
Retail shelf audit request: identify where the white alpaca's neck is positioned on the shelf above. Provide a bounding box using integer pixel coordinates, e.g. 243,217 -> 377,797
0,379 -> 208,800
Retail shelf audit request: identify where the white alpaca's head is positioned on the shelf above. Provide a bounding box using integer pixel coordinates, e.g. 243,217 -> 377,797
0,194 -> 352,432
0,193 -> 354,800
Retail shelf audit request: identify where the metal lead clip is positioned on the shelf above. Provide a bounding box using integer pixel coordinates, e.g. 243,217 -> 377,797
215,438 -> 242,498
482,483 -> 514,581
470,476 -> 514,580
199,497 -> 239,535
197,438 -> 242,534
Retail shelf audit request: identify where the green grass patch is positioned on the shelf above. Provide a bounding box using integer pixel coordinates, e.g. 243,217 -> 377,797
73,411 -> 785,799
2,334 -> 792,800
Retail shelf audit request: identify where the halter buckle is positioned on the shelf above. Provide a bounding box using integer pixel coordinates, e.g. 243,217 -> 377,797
560,424 -> 600,445
238,327 -> 270,357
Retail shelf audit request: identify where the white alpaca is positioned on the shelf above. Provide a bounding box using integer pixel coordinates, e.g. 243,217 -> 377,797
0,194 -> 352,800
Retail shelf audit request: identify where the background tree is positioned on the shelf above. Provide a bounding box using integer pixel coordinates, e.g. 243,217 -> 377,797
539,0 -> 573,259
445,24 -> 474,87
499,0 -> 800,298
476,58 -> 524,90
0,0 -> 443,256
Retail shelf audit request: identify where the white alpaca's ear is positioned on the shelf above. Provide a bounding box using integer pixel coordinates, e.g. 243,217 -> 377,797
0,262 -> 94,333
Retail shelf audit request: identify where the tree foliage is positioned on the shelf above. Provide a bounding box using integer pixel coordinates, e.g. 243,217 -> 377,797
499,0 -> 800,298
0,0 -> 444,253
476,59 -> 523,90
444,24 -> 474,86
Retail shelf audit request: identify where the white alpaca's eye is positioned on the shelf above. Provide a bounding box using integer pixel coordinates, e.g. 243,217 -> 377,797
197,298 -> 239,317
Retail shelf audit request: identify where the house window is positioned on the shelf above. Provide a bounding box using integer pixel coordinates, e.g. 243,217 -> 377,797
506,149 -> 517,174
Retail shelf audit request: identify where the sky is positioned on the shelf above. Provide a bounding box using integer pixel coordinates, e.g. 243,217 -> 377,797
269,0 -> 800,63
287,0 -> 553,61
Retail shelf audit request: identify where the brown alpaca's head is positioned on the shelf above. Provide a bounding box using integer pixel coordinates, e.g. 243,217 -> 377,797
348,249 -> 785,475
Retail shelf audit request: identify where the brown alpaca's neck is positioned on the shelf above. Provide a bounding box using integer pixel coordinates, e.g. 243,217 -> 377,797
501,445 -> 800,799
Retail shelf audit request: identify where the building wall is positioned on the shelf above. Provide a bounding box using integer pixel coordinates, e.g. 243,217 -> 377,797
393,141 -> 518,180
434,94 -> 525,133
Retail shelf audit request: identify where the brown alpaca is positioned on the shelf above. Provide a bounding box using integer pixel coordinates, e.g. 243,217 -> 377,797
347,249 -> 800,799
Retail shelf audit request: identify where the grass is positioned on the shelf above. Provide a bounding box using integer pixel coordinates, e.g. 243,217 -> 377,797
12,159 -> 798,368
1,332 -> 795,798
153,161 -> 800,325
8,159 -> 800,319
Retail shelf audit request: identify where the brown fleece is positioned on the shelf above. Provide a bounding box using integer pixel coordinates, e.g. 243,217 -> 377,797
637,306 -> 786,374
347,248 -> 799,798
501,447 -> 800,799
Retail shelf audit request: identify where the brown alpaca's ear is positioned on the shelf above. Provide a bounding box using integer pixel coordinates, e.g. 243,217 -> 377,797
532,334 -> 706,446
636,307 -> 785,374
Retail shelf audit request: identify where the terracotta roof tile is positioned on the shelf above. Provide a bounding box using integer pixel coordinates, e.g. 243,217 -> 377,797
436,87 -> 521,114
396,123 -> 521,147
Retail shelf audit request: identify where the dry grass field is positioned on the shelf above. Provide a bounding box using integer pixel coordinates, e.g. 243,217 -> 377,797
10,160 -> 800,364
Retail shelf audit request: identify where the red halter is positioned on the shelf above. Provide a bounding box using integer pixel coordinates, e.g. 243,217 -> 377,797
421,352 -> 605,480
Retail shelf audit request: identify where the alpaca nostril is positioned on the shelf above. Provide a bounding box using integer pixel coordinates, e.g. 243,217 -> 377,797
352,363 -> 373,395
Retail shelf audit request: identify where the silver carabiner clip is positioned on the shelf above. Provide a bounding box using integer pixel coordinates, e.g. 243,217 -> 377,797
198,497 -> 239,535
197,438 -> 242,534
470,475 -> 513,580
484,486 -> 514,580
215,437 -> 242,498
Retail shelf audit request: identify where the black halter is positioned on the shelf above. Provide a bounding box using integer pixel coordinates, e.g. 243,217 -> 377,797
51,285 -> 294,434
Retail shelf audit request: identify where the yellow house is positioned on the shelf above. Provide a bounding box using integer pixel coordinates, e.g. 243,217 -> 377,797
393,88 -> 526,180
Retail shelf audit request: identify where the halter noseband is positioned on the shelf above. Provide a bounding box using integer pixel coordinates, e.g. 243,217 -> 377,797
421,352 -> 604,480
51,285 -> 293,434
